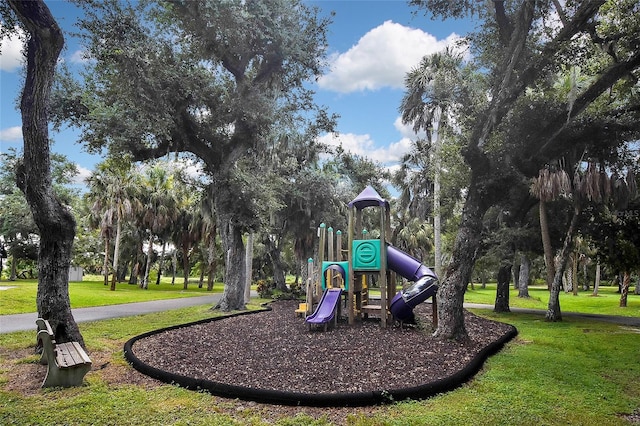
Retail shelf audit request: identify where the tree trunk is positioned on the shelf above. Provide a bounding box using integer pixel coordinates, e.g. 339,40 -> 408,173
620,271 -> 630,307
571,252 -> 578,296
265,235 -> 287,291
10,255 -> 17,281
110,212 -> 122,291
494,264 -> 512,312
181,241 -> 190,290
592,261 -> 601,296
207,232 -> 217,291
9,0 -> 84,346
546,205 -> 581,321
214,211 -> 246,311
156,241 -> 166,285
102,237 -> 110,286
171,250 -> 177,285
518,254 -> 530,298
512,261 -> 520,290
433,107 -> 443,280
539,200 -> 556,290
244,232 -> 254,304
118,260 -> 128,282
634,275 -> 640,296
560,254 -> 571,293
128,240 -> 142,285
141,237 -> 153,289
300,258 -> 310,294
433,179 -> 488,341
129,260 -> 139,285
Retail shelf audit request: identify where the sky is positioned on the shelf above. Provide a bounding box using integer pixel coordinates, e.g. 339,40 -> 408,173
0,0 -> 474,187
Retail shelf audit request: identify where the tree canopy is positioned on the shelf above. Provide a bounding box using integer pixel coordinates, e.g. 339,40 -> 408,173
407,0 -> 640,340
54,0 -> 335,310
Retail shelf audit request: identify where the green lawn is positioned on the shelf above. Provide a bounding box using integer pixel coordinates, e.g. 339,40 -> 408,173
2,277 -> 638,319
0,303 -> 638,425
0,275 -> 224,315
464,283 -> 640,317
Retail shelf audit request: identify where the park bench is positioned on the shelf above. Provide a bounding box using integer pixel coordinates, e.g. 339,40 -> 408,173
36,318 -> 92,388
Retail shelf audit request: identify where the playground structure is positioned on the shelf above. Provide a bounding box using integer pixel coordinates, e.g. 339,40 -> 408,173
304,186 -> 438,329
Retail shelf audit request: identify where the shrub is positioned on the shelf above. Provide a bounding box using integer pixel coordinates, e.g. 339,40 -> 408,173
255,279 -> 273,298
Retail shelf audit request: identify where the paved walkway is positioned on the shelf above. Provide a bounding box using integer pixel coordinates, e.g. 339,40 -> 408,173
1,297 -> 638,334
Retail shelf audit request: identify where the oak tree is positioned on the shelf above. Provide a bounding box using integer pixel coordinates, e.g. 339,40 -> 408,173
411,0 -> 640,339
3,0 -> 84,346
55,0 -> 334,310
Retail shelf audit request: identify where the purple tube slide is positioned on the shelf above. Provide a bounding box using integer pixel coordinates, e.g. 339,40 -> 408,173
387,244 -> 438,321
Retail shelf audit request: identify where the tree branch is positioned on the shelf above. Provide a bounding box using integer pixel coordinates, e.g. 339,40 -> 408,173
472,1 -> 606,158
471,0 -> 536,159
494,0 -> 513,46
538,48 -> 640,155
551,0 -> 569,27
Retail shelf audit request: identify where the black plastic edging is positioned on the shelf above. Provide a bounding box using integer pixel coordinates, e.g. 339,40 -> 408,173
124,308 -> 518,407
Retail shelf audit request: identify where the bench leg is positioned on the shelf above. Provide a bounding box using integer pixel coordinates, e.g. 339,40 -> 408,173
42,363 -> 91,388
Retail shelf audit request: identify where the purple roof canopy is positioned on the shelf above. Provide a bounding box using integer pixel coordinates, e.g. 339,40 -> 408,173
348,185 -> 389,210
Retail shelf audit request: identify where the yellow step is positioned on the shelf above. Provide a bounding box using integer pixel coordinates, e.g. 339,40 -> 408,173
295,303 -> 308,316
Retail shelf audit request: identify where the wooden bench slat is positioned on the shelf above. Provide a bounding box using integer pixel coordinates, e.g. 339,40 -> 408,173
71,342 -> 92,364
56,342 -> 90,368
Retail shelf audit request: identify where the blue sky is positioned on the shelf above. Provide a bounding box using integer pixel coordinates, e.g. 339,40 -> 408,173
0,0 -> 473,185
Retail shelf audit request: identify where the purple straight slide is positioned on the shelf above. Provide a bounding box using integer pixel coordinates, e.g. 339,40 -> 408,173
305,288 -> 342,325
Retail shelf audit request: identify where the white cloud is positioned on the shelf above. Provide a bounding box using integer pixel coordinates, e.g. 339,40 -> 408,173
70,49 -> 92,64
394,116 -> 425,140
0,126 -> 22,141
0,26 -> 25,72
179,158 -> 205,181
318,131 -> 412,165
74,165 -> 93,185
318,21 -> 461,93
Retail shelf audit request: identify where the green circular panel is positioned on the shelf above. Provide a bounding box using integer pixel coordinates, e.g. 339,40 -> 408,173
356,242 -> 377,265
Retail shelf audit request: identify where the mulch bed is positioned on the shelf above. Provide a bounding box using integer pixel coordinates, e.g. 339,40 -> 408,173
126,300 -> 517,406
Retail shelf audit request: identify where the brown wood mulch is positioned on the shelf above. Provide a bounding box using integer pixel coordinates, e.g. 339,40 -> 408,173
128,300 -> 514,399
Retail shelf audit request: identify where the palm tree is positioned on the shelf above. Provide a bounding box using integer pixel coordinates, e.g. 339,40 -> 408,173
391,138 -> 434,261
173,199 -> 202,290
529,166 -> 572,290
392,138 -> 433,223
399,48 -> 466,279
537,162 -> 627,321
139,163 -> 179,289
395,217 -> 433,262
86,160 -> 141,291
197,187 -> 219,291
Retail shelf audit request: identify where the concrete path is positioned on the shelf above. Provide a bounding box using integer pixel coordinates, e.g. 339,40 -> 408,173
1,297 -> 638,334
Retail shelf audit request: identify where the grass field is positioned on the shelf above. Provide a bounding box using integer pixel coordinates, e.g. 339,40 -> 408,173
1,277 -> 639,424
2,276 -> 637,317
0,302 -> 638,425
464,283 -> 640,317
0,275 -> 224,315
